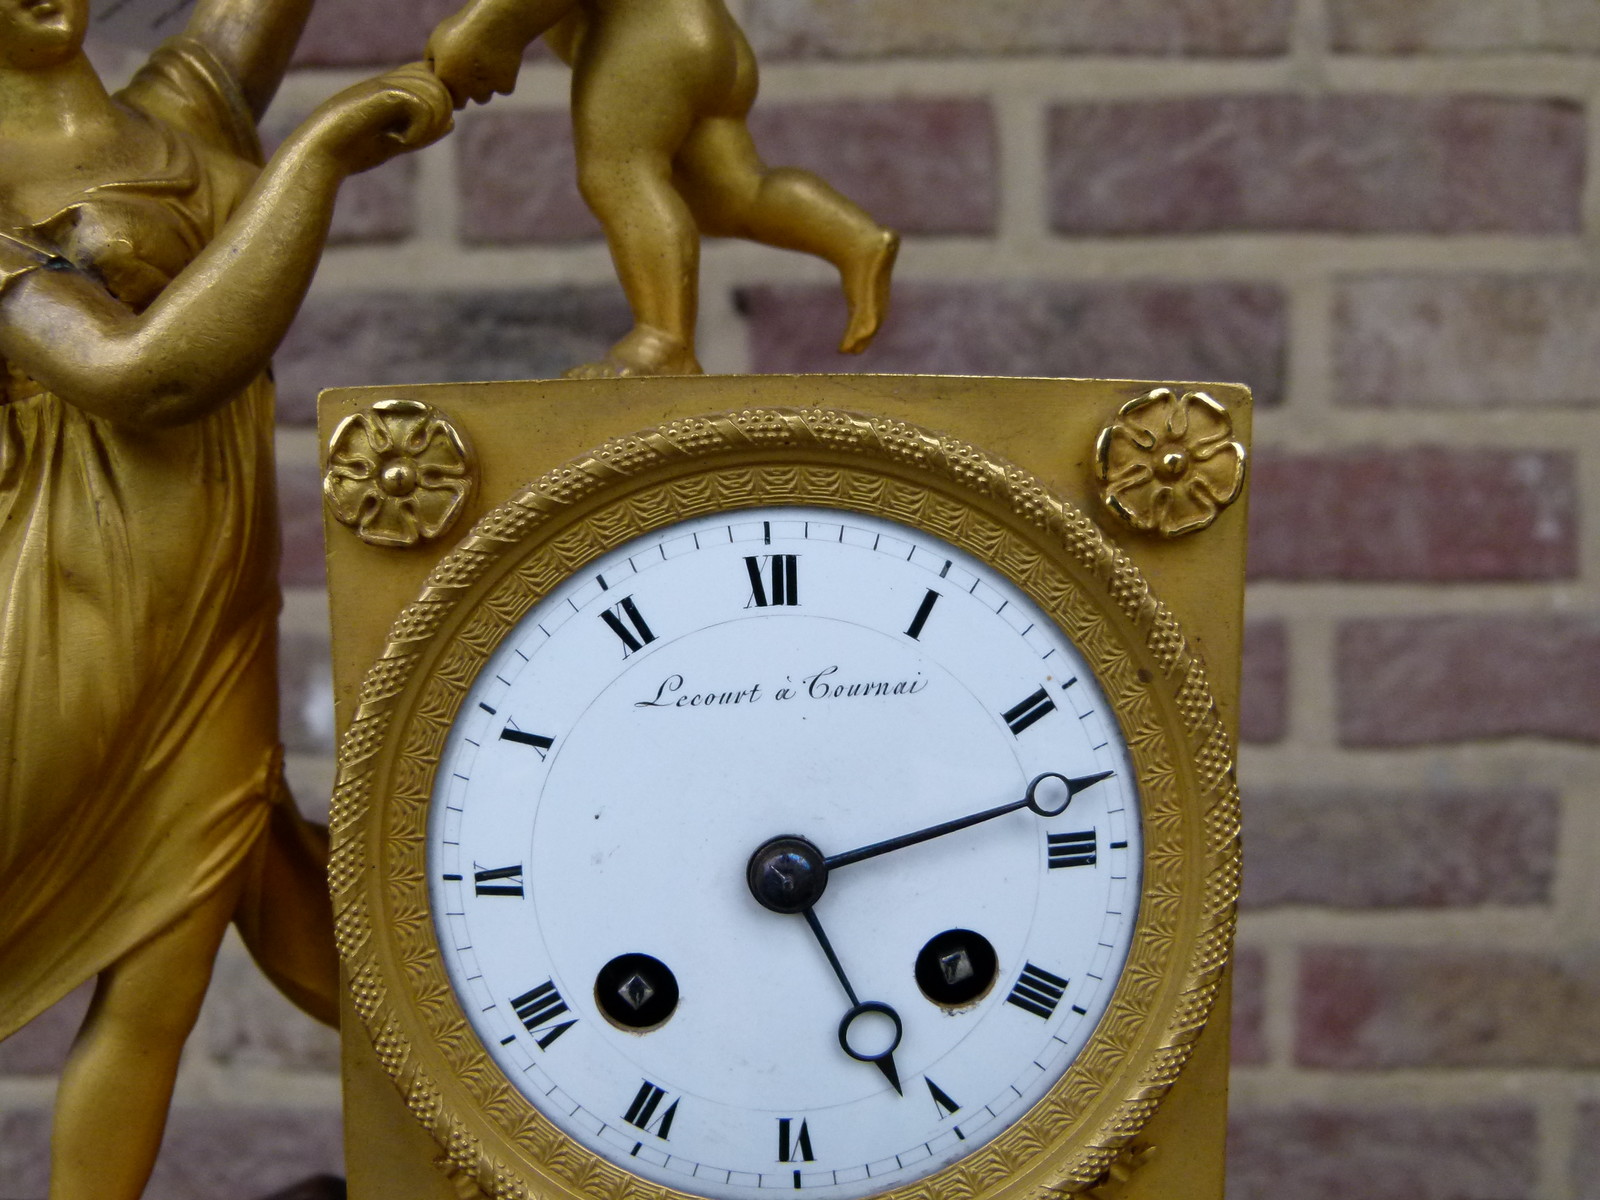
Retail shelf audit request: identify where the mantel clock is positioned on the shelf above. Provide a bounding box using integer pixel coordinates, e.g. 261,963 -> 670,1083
319,375 -> 1248,1200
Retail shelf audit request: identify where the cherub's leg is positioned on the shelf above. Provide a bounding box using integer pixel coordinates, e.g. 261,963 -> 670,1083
49,875 -> 240,1200
676,116 -> 899,355
567,49 -> 706,378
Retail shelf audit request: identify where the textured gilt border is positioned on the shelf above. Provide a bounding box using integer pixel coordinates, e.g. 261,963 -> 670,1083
330,408 -> 1241,1200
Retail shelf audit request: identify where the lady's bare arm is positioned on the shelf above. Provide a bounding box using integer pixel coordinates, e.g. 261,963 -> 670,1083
0,67 -> 451,432
183,0 -> 314,120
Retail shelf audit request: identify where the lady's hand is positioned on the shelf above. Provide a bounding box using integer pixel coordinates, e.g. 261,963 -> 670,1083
427,9 -> 527,107
298,64 -> 456,177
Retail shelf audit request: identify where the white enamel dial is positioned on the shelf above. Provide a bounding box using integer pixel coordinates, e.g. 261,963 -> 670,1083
426,506 -> 1143,1200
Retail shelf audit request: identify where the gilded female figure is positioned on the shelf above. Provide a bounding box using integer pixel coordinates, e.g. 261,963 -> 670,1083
0,1 -> 453,1196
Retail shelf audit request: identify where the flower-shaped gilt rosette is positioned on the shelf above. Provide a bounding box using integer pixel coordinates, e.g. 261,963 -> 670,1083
324,399 -> 474,548
1095,388 -> 1246,538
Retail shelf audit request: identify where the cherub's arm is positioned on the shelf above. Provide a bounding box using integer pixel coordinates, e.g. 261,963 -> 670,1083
0,68 -> 452,432
182,0 -> 315,121
427,0 -> 583,106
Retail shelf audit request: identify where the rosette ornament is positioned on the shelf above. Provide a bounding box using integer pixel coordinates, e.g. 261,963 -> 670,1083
324,399 -> 475,548
1095,388 -> 1246,537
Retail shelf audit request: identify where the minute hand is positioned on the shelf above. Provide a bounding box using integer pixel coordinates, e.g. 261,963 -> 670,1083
823,771 -> 1115,871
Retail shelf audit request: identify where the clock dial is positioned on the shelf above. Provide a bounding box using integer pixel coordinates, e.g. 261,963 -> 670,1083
427,507 -> 1142,1200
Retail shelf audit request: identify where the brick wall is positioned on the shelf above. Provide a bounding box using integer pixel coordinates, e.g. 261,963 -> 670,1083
6,2 -> 1599,1196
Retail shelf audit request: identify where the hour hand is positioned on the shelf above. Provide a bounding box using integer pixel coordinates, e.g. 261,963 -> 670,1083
823,771 -> 1115,871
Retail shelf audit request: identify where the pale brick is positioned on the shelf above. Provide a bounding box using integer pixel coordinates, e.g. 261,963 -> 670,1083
1577,1104 -> 1600,1200
0,1111 -> 49,1196
1231,947 -> 1268,1065
0,1109 -> 340,1200
1239,621 -> 1287,744
280,629 -> 337,758
747,101 -> 997,235
203,950 -> 340,1073
1336,275 -> 1600,409
1248,448 -> 1577,581
294,0 -> 459,66
0,982 -> 90,1075
458,110 -> 599,244
1337,617 -> 1600,745
149,1106 -> 344,1199
1226,1106 -> 1537,1200
1299,947 -> 1600,1067
1242,787 -> 1559,907
745,0 -> 1293,58
1049,96 -> 1585,234
742,281 -> 1286,401
273,288 -> 630,423
278,459 -> 328,589
1331,0 -> 1600,53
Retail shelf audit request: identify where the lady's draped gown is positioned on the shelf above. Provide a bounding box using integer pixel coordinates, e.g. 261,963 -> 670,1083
0,38 -> 336,1037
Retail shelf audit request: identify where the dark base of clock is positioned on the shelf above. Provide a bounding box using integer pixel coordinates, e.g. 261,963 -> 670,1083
259,1177 -> 347,1200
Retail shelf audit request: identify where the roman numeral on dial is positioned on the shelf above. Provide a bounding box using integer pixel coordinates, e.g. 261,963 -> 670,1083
509,980 -> 576,1048
1007,962 -> 1069,1019
623,1081 -> 680,1140
905,589 -> 940,640
600,596 -> 657,655
1047,830 -> 1097,869
776,1117 -> 815,1163
745,555 -> 799,607
500,725 -> 555,759
473,863 -> 524,897
1002,687 -> 1056,735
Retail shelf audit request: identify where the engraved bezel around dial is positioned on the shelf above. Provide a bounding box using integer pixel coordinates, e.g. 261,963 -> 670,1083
330,407 -> 1240,1200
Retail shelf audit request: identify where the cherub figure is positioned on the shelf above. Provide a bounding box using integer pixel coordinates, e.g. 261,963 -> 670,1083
0,1 -> 452,1197
427,0 -> 899,377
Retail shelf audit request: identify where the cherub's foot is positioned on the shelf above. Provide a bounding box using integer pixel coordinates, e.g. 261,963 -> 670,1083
564,325 -> 703,379
838,229 -> 900,355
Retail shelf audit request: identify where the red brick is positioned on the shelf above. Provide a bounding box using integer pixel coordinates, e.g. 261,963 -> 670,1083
741,281 -> 1286,401
1239,621 -> 1287,744
279,629 -> 337,757
1230,947 -> 1268,1065
458,110 -> 599,244
261,111 -> 418,245
1337,617 -> 1600,745
0,982 -> 90,1075
293,0 -> 461,66
747,101 -> 997,236
1242,788 -> 1559,908
1331,0 -> 1600,53
1049,96 -> 1585,234
1226,1106 -> 1537,1200
278,459 -> 327,589
1578,1104 -> 1600,1200
1299,947 -> 1600,1068
273,288 -> 630,424
1248,448 -> 1577,581
1335,275 -> 1600,409
746,0 -> 1292,58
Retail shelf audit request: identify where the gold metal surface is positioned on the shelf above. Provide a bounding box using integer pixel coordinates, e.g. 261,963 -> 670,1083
0,4 -> 454,1197
321,378 -> 1248,1200
1095,389 -> 1247,538
326,398 -> 478,548
424,0 -> 898,378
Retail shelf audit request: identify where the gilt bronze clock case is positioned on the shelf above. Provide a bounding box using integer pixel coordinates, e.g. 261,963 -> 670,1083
319,375 -> 1249,1200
